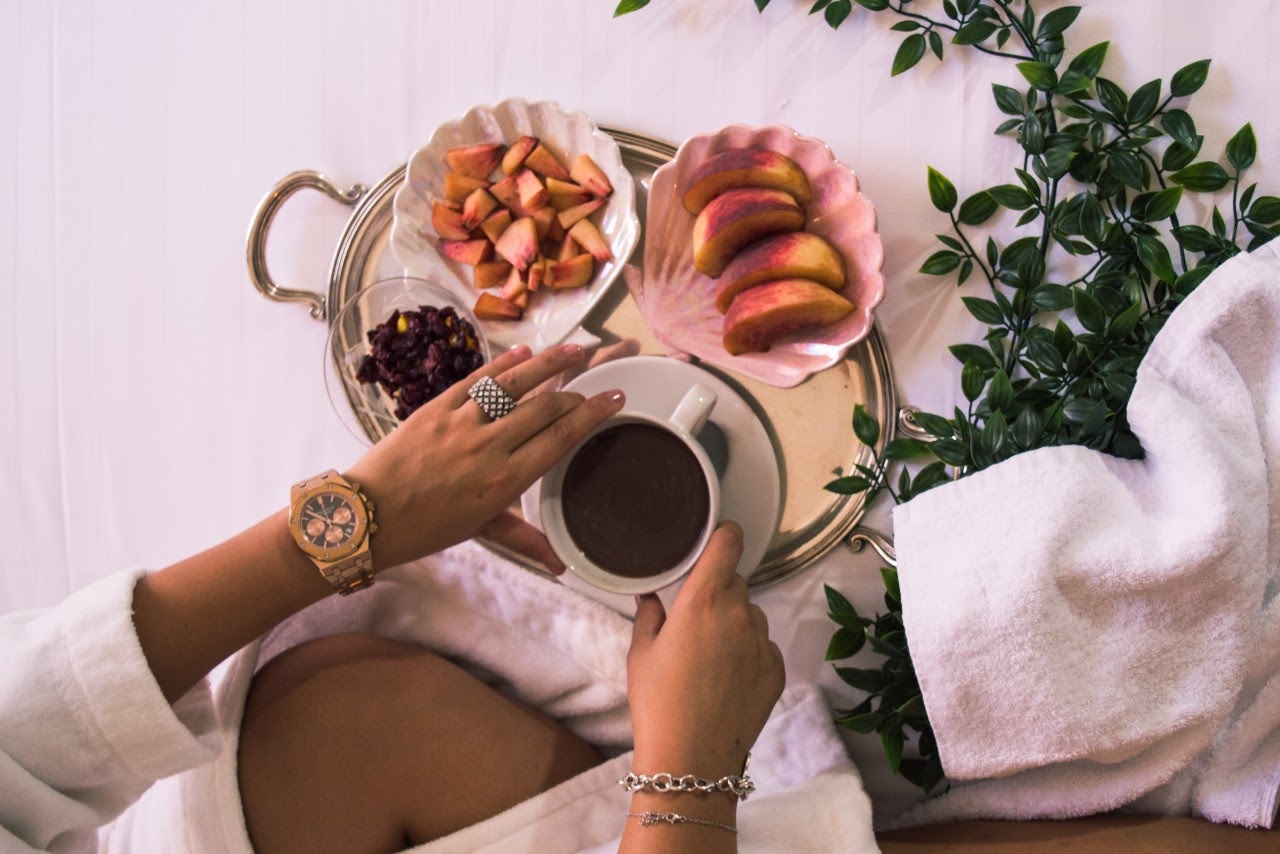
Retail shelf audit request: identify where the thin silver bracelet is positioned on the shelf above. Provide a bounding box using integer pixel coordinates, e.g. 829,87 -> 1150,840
628,811 -> 738,834
618,753 -> 754,801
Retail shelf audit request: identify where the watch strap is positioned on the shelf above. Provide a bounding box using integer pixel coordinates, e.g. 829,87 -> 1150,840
319,549 -> 375,596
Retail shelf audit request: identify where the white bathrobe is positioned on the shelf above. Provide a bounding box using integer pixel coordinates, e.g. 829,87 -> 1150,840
0,549 -> 878,853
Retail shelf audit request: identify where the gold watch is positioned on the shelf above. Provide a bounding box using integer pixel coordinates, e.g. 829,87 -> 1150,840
287,470 -> 377,595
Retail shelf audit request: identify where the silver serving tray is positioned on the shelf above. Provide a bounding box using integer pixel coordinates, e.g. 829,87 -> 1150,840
247,128 -> 900,587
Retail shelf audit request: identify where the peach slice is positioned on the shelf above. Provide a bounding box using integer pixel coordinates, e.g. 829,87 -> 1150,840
501,265 -> 529,301
474,292 -> 523,320
722,278 -> 854,355
715,231 -> 846,312
556,197 -> 605,230
488,174 -> 523,213
444,172 -> 489,204
432,201 -> 472,241
501,135 -> 539,175
437,238 -> 493,266
691,188 -> 804,277
473,260 -> 512,290
547,178 -> 593,211
460,188 -> 499,230
681,148 -> 812,214
445,143 -> 505,180
514,168 -> 549,211
479,208 -> 513,245
545,215 -> 566,244
548,253 -> 595,289
526,258 -> 547,292
530,206 -> 556,241
567,218 -> 613,263
494,217 -> 539,270
555,234 -> 582,262
570,154 -> 613,197
524,144 -> 571,181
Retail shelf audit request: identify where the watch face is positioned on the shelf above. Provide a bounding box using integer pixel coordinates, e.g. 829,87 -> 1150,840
298,492 -> 361,556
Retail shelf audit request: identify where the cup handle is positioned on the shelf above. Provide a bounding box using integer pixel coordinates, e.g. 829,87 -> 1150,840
670,383 -> 718,436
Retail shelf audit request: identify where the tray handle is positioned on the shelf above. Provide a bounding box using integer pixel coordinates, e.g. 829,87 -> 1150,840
846,526 -> 897,567
246,170 -> 368,320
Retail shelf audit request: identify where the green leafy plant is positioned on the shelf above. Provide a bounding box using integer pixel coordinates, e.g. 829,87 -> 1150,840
614,0 -> 1278,794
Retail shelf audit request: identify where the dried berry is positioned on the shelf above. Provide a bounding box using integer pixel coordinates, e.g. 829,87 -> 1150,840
355,304 -> 485,421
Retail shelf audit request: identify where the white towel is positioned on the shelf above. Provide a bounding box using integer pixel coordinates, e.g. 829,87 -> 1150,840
889,241 -> 1280,829
106,541 -> 879,852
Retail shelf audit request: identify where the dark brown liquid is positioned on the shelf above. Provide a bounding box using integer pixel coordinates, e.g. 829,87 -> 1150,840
562,423 -> 711,577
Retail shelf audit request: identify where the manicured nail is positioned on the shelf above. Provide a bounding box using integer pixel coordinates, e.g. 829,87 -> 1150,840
561,343 -> 584,356
605,389 -> 625,405
509,344 -> 531,357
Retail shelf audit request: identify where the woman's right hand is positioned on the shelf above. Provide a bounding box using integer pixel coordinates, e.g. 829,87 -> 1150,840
626,521 -> 786,779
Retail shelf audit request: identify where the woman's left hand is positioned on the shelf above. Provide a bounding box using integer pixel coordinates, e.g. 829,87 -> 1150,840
344,342 -> 625,571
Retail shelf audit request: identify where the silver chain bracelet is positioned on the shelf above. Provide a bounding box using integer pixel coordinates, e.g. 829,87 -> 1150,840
619,753 -> 754,801
628,811 -> 738,834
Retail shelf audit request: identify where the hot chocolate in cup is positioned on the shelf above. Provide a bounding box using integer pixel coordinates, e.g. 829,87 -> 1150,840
540,383 -> 721,595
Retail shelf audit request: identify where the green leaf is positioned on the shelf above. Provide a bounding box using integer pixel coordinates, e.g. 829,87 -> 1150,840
613,0 -> 650,15
882,727 -> 906,774
962,296 -> 1004,325
930,438 -> 970,467
854,0 -> 889,9
1063,397 -> 1105,425
835,666 -> 885,693
988,184 -> 1035,210
1012,408 -> 1044,447
1227,123 -> 1257,171
958,191 -> 998,225
891,33 -> 927,76
1250,196 -> 1280,224
753,0 -> 772,11
1036,5 -> 1080,39
953,20 -> 998,46
1170,58 -> 1211,97
825,0 -> 854,28
1072,288 -> 1106,334
987,370 -> 1014,413
1136,236 -> 1177,284
1126,78 -> 1161,125
1108,150 -> 1145,189
825,475 -> 873,494
1172,224 -> 1218,253
1066,41 -> 1109,79
808,0 -> 834,13
920,250 -> 962,275
880,566 -> 901,603
1016,61 -> 1058,91
912,410 -> 954,438
1138,185 -> 1182,222
1162,141 -> 1199,173
1159,109 -> 1198,151
836,711 -> 882,733
948,343 -> 995,368
991,83 -> 1024,116
890,20 -> 920,31
826,626 -> 866,660
883,438 -> 932,460
1043,146 -> 1075,179
853,404 -> 880,447
1110,301 -> 1143,338
1030,283 -> 1074,311
960,361 -> 986,401
928,29 -> 944,61
1095,76 -> 1128,119
1171,161 -> 1230,192
927,166 -> 958,213
824,584 -> 859,625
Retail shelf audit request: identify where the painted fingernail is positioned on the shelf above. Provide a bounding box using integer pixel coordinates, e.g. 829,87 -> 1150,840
605,389 -> 625,405
561,343 -> 584,356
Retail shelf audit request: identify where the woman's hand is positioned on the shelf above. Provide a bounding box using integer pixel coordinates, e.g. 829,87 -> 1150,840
626,521 -> 786,778
345,343 -> 625,571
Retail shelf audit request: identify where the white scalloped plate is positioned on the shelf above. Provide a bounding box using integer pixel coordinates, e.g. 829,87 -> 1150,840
391,99 -> 640,353
639,124 -> 886,388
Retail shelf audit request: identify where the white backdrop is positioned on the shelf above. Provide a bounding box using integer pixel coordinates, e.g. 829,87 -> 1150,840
3,0 -> 1277,818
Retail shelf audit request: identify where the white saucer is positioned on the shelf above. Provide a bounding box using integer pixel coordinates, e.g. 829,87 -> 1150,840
521,356 -> 781,615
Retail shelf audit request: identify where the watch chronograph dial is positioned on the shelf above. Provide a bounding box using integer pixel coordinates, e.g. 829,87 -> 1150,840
299,493 -> 359,550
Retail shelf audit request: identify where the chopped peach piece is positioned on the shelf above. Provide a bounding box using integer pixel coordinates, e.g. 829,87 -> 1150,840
514,168 -> 549,211
474,292 -> 523,320
437,238 -> 492,266
473,259 -> 512,289
460,188 -> 499,230
567,218 -> 613,263
570,154 -> 613,197
444,172 -> 489,203
432,201 -> 471,241
479,208 -> 513,245
530,206 -> 556,241
556,235 -> 582,262
556,197 -> 605,230
548,253 -> 594,289
495,217 -> 539,270
524,144 -> 571,181
445,143 -> 505,180
501,135 -> 539,175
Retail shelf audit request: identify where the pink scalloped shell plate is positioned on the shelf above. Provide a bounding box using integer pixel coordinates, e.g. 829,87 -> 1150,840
639,125 -> 885,388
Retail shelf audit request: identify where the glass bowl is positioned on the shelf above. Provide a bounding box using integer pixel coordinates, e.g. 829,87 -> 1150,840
325,276 -> 492,446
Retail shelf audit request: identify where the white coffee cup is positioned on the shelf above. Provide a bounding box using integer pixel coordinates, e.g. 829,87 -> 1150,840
540,384 -> 720,595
